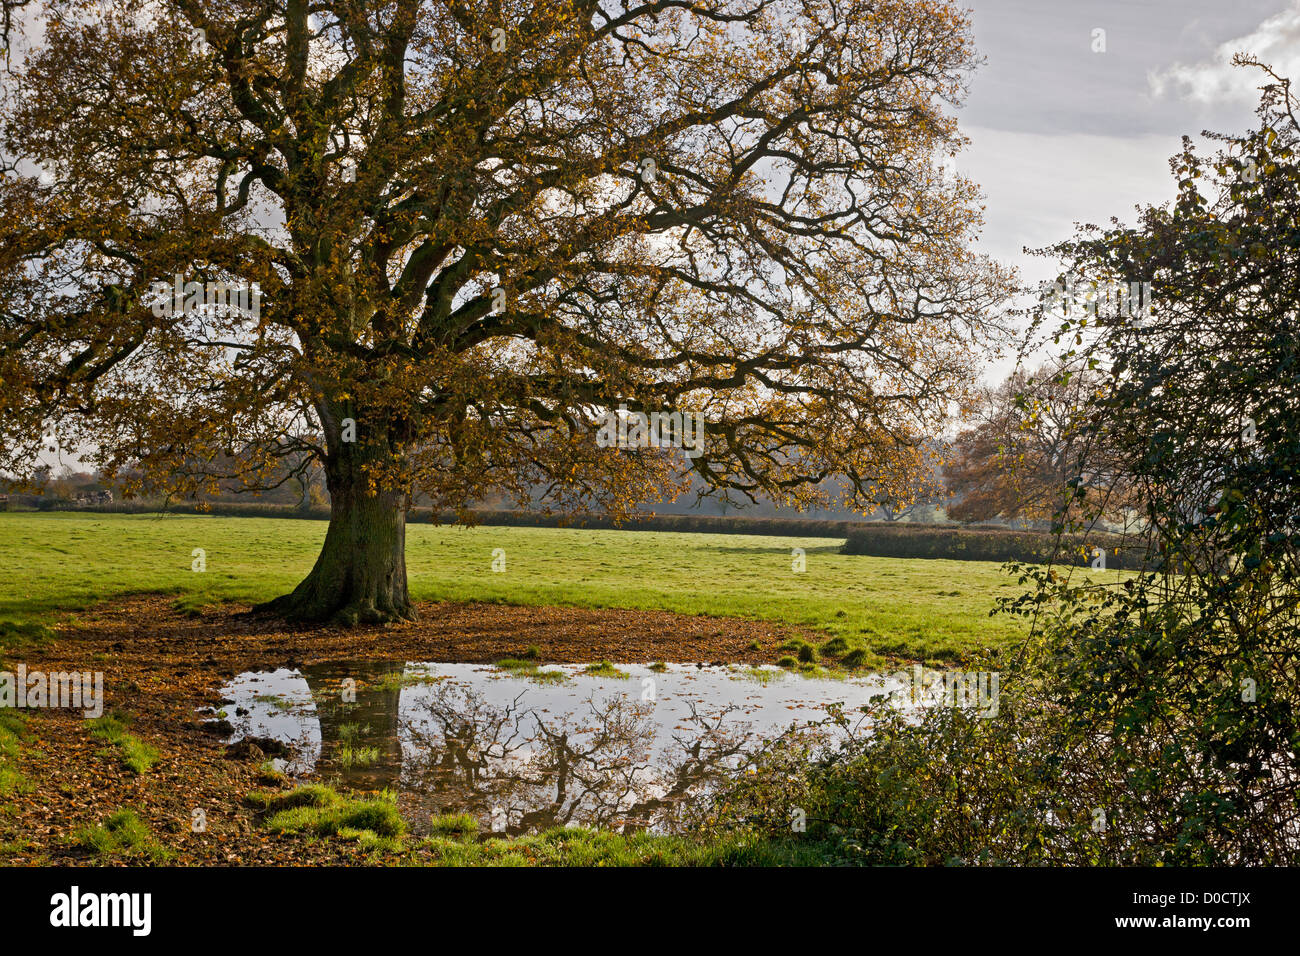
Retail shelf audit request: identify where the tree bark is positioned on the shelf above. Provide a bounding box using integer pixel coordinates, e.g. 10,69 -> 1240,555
257,442 -> 414,624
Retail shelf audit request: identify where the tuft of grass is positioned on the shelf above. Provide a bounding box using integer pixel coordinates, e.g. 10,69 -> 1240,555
0,619 -> 55,649
747,639 -> 763,651
0,620 -> 54,669
0,712 -> 30,796
840,648 -> 875,669
820,636 -> 852,657
337,744 -> 381,768
261,785 -> 406,844
521,645 -> 541,660
494,659 -> 568,683
0,765 -> 26,796
373,671 -> 442,692
253,693 -> 296,711
0,711 -> 27,758
428,812 -> 479,838
0,711 -> 30,796
337,721 -> 370,744
776,656 -> 798,668
246,783 -> 338,811
530,669 -> 568,684
582,660 -> 629,679
89,713 -> 159,774
256,760 -> 289,787
797,662 -> 840,679
334,826 -> 405,854
170,596 -> 210,618
779,638 -> 819,663
648,661 -> 668,672
73,809 -> 173,862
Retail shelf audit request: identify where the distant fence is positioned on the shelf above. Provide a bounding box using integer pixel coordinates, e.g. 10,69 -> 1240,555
841,522 -> 1150,569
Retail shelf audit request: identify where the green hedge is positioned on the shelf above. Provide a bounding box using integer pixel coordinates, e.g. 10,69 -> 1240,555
841,522 -> 1148,569
40,499 -> 864,539
37,500 -> 1150,567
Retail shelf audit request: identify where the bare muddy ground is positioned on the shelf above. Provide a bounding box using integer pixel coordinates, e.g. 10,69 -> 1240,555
1,596 -> 818,865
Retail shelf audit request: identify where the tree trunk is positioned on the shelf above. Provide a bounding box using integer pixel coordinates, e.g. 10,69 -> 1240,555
257,444 -> 414,625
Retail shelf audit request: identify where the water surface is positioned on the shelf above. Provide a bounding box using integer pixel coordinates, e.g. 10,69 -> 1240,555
216,662 -> 899,835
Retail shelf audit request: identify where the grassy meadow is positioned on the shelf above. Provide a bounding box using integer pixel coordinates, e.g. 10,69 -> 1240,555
0,511 -> 1038,661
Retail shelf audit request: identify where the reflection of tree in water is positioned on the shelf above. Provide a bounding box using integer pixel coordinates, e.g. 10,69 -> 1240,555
399,683 -> 753,836
303,662 -> 407,790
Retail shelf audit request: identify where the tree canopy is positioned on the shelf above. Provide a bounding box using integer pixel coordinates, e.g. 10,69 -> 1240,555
943,361 -> 1130,527
1,0 -> 1011,621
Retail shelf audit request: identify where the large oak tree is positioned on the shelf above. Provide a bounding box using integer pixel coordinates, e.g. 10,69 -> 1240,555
1,0 -> 1010,623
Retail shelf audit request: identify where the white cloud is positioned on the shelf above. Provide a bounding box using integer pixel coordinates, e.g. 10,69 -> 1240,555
1149,1 -> 1300,103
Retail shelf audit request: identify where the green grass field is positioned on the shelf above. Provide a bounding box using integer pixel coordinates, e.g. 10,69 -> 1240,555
0,512 -> 1032,661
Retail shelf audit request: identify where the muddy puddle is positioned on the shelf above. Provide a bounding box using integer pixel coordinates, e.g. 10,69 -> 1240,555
212,662 -> 902,836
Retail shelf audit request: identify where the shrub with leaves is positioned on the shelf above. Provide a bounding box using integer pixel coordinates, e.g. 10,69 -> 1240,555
713,70 -> 1300,865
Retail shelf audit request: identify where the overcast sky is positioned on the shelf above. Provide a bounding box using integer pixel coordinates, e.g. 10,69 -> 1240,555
956,0 -> 1300,292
